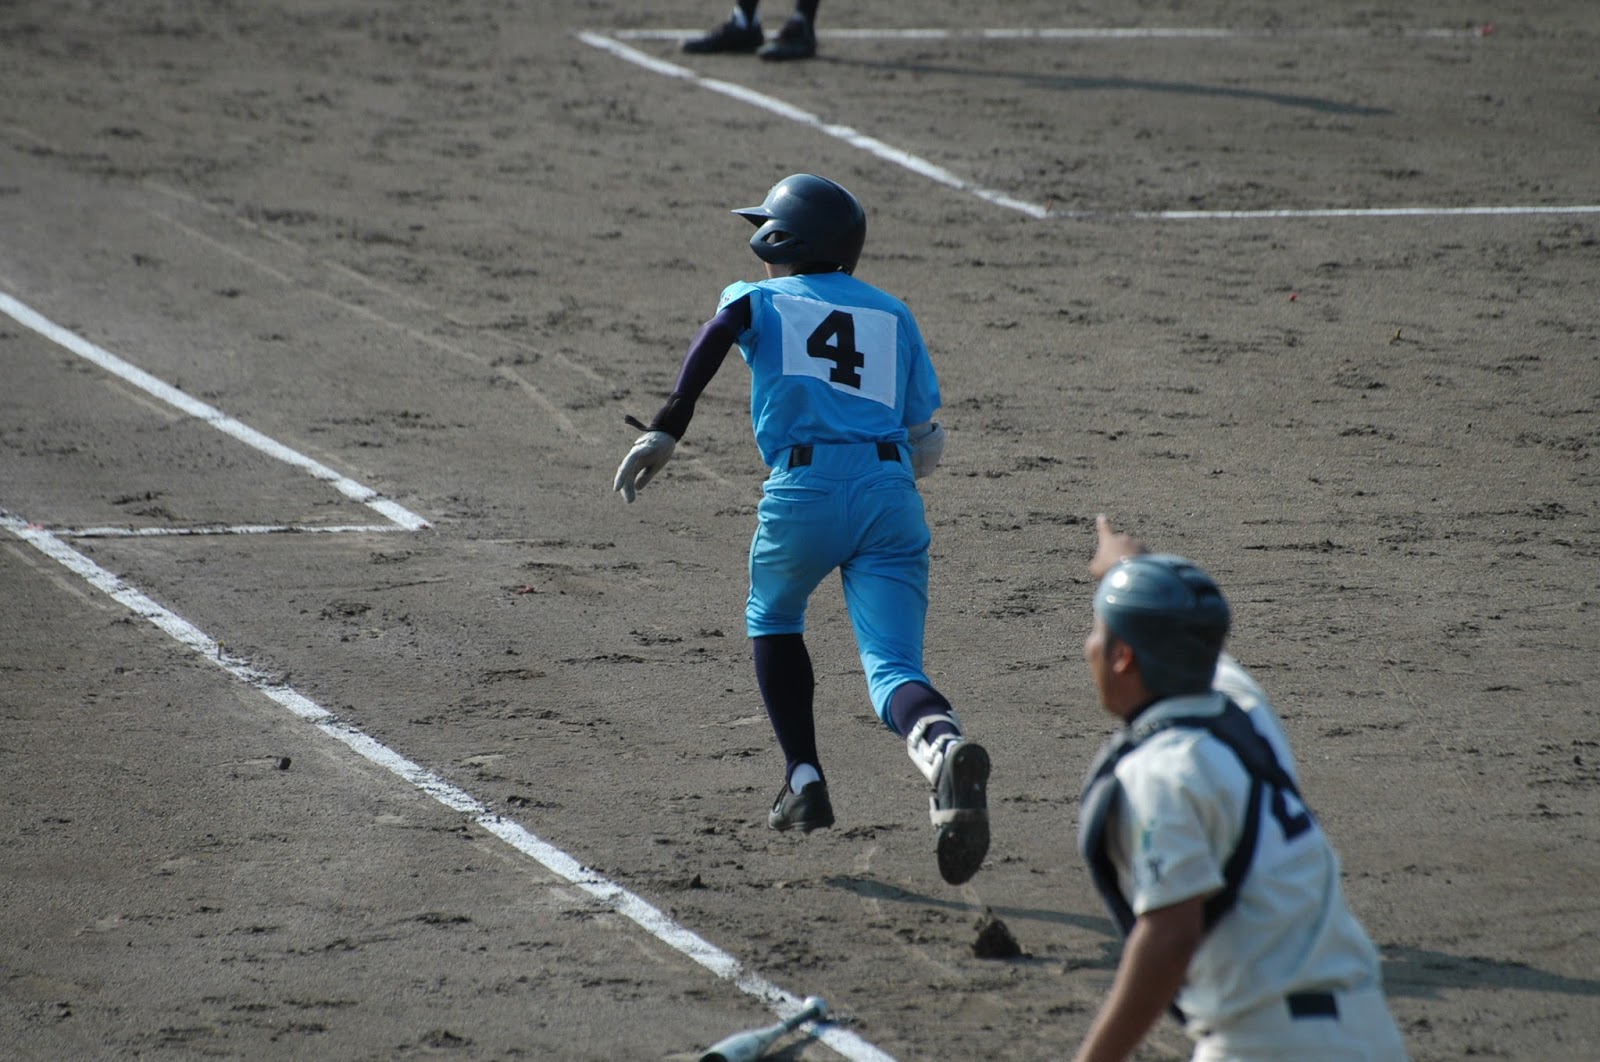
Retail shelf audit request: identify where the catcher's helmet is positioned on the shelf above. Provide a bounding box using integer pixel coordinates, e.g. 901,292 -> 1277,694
732,174 -> 867,274
1094,554 -> 1230,698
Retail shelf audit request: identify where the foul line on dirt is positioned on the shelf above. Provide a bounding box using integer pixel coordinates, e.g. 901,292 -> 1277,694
612,26 -> 1494,42
0,510 -> 893,1062
576,31 -> 1050,219
54,523 -> 407,539
0,291 -> 431,533
1063,205 -> 1600,220
581,30 -> 1600,223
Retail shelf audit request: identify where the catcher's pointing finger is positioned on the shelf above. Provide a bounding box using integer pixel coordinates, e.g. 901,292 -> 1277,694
1090,513 -> 1148,581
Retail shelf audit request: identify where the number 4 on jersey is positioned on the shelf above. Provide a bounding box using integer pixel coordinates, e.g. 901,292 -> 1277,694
807,310 -> 865,389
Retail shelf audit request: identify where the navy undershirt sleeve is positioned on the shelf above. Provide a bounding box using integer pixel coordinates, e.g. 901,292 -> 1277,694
647,295 -> 751,440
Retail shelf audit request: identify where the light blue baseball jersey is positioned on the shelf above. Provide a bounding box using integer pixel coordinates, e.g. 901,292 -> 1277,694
718,272 -> 941,466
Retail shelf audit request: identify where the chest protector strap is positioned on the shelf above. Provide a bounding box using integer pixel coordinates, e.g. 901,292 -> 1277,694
1077,700 -> 1306,938
1077,700 -> 1308,1024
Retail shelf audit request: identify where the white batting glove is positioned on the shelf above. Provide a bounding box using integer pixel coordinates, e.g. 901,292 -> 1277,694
908,421 -> 946,479
613,430 -> 676,503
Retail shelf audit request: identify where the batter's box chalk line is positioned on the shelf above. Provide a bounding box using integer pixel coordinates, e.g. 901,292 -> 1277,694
1,511 -> 896,1062
580,28 -> 1599,223
0,291 -> 431,535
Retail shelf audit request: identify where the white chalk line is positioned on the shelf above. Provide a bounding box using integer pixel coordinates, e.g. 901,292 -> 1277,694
56,523 -> 407,539
1065,205 -> 1600,220
581,29 -> 1600,223
0,510 -> 894,1062
576,32 -> 1049,220
613,26 -> 1492,42
0,126 -> 606,401
0,291 -> 431,531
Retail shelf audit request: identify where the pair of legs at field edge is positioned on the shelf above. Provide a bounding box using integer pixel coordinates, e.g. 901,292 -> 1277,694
754,632 -> 991,885
684,0 -> 819,60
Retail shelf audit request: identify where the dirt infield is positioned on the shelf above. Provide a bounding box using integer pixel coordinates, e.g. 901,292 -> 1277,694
2,2 -> 1597,1059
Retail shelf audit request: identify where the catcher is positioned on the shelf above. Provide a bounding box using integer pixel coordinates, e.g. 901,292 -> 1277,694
1073,515 -> 1408,1060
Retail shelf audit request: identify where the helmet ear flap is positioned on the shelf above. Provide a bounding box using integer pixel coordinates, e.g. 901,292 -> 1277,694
748,222 -> 804,264
756,226 -> 794,248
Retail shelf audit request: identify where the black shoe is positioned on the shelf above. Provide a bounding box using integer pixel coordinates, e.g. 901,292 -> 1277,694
768,780 -> 835,832
758,16 -> 817,61
931,742 -> 990,885
683,17 -> 764,54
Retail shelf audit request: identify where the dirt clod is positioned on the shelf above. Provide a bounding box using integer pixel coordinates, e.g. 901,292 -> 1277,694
972,910 -> 1023,959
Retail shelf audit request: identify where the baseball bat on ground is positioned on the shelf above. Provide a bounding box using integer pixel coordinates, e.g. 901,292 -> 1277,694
698,996 -> 830,1062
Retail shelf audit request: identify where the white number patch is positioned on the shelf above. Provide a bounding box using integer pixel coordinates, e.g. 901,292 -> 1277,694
773,294 -> 898,408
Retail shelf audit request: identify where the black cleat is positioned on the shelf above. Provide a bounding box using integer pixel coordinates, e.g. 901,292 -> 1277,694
758,16 -> 817,61
683,17 -> 765,54
931,742 -> 990,885
768,780 -> 835,832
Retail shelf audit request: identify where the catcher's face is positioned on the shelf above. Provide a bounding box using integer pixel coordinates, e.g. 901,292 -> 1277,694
1083,615 -> 1115,711
1084,615 -> 1141,719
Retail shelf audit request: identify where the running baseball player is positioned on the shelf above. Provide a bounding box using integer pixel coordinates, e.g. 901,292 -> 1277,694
612,173 -> 990,886
1073,515 -> 1408,1061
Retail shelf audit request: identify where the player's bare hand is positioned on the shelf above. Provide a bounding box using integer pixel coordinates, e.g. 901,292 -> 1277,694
1090,513 -> 1148,580
613,431 -> 676,503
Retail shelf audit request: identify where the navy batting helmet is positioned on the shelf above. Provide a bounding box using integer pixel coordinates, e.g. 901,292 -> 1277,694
1094,554 -> 1230,698
732,174 -> 867,274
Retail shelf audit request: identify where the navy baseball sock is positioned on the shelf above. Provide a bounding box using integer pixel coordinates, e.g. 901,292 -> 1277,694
753,634 -> 822,785
889,681 -> 959,742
